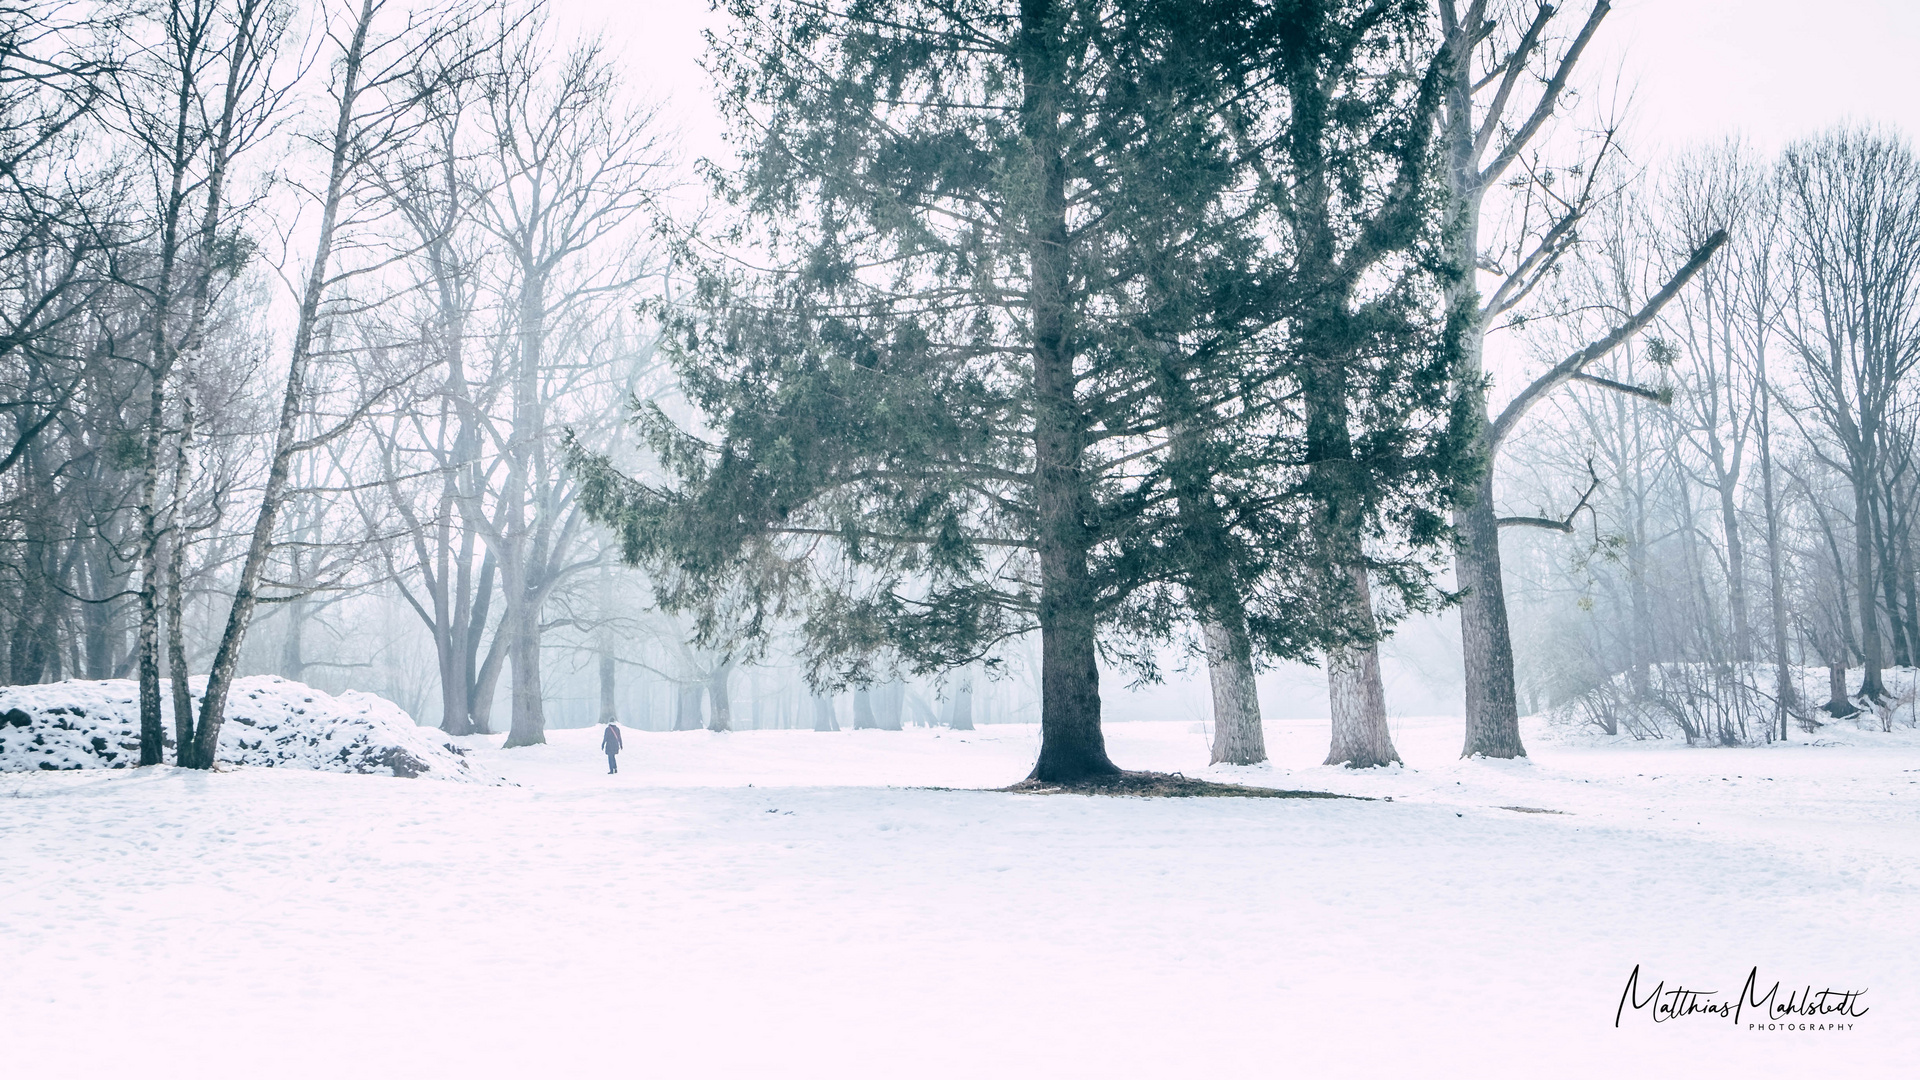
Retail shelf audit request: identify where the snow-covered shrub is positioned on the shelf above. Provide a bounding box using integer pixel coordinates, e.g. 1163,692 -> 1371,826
0,676 -> 502,782
1558,663 -> 1786,745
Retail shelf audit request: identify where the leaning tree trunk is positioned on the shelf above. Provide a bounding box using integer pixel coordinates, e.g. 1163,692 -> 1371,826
1204,618 -> 1265,766
186,0 -> 372,771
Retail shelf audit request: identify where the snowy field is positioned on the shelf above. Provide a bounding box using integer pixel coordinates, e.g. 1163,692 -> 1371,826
4,711 -> 1917,1078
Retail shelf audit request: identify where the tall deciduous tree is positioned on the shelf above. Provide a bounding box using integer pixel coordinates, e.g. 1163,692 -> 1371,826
1779,126 -> 1920,705
186,0 -> 485,768
1435,0 -> 1723,759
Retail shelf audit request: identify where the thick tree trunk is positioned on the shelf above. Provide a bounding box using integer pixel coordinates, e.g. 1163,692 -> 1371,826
1826,660 -> 1854,717
1437,31 -> 1519,761
438,632 -> 473,735
811,693 -> 839,732
1455,470 -> 1525,758
949,680 -> 974,731
1019,0 -> 1117,784
875,681 -> 904,730
706,663 -> 732,732
598,652 -> 617,724
1204,618 -> 1265,766
675,683 -> 704,730
852,688 -> 876,729
1323,568 -> 1400,768
501,590 -> 545,747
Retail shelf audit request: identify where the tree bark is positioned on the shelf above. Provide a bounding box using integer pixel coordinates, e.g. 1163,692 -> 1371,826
1455,470 -> 1525,757
1757,384 -> 1797,734
675,682 -> 704,730
948,679 -> 975,730
1322,568 -> 1400,767
1854,471 -> 1889,701
706,662 -> 733,732
598,651 -> 617,724
811,693 -> 839,732
852,687 -> 876,729
875,680 -> 904,730
189,0 -> 374,770
1019,0 -> 1118,783
1204,618 -> 1266,766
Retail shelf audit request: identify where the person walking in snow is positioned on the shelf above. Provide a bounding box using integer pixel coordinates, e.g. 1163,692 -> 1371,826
601,719 -> 624,774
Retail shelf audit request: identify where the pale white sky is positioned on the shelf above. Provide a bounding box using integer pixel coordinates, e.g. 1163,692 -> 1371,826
550,0 -> 1920,718
559,0 -> 1920,169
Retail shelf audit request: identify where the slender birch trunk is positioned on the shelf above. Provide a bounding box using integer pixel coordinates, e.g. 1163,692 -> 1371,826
188,0 -> 376,769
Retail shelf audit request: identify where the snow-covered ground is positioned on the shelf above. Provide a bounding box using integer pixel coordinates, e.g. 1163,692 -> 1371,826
3,711 -> 1914,1078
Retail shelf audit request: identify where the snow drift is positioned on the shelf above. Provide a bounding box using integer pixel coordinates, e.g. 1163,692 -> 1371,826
0,676 -> 500,782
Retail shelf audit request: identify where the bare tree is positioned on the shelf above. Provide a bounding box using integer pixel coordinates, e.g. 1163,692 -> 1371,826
463,21 -> 670,748
115,0 -> 288,764
1436,0 -> 1723,759
1779,126 -> 1920,705
185,0 -> 485,768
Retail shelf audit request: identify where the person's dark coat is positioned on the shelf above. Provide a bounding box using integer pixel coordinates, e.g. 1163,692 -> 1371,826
601,724 -> 624,753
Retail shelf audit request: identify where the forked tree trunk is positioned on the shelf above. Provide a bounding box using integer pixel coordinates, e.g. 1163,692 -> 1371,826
438,632 -> 473,735
1204,618 -> 1265,766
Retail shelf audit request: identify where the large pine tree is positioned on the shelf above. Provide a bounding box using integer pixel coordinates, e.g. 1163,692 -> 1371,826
573,0 -> 1463,781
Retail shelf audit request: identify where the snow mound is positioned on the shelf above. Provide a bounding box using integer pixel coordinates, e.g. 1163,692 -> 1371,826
0,676 -> 504,782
